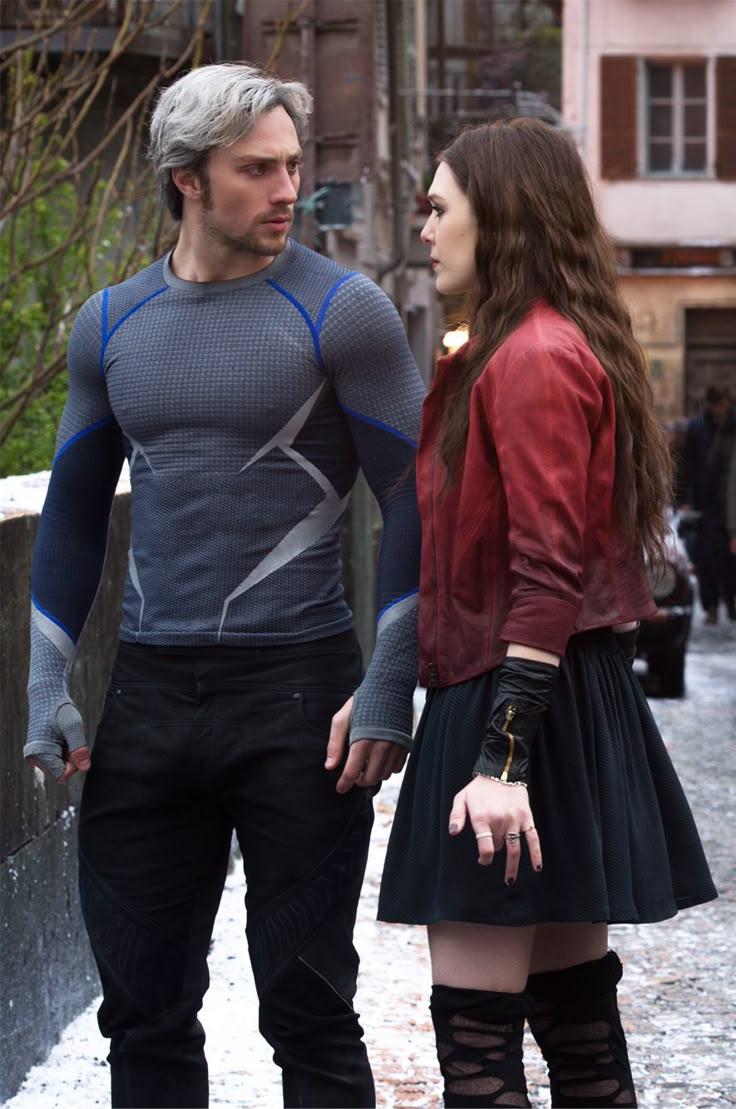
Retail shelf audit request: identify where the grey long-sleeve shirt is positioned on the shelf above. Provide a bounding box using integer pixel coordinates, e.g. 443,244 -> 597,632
26,240 -> 425,766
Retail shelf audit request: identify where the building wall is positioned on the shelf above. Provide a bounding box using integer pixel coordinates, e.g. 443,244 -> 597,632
620,274 -> 736,418
562,0 -> 736,415
563,0 -> 736,240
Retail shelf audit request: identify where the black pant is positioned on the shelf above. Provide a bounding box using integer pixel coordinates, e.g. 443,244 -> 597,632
695,510 -> 736,611
78,633 -> 376,1108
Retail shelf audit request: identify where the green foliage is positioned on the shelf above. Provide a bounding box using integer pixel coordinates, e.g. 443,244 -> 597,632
0,152 -> 125,476
0,373 -> 69,477
0,0 -> 211,478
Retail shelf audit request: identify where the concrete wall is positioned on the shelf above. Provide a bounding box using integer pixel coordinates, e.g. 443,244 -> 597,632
0,494 -> 130,1103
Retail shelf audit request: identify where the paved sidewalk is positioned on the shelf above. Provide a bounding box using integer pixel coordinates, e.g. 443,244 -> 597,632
5,620 -> 734,1108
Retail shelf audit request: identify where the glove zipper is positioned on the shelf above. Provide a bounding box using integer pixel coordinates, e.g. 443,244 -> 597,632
500,704 -> 516,781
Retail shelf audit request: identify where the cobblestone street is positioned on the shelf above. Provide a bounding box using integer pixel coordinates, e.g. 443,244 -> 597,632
4,615 -> 734,1108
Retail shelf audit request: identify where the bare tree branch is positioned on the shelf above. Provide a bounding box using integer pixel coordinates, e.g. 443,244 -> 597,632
0,0 -> 108,59
0,0 -> 213,466
264,0 -> 313,74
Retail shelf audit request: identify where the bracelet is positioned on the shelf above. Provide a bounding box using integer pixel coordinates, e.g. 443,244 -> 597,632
472,772 -> 528,789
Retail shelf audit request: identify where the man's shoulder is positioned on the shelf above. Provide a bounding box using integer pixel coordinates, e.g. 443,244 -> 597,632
75,256 -> 167,323
80,255 -> 168,334
104,255 -> 168,303
283,239 -> 350,281
280,240 -> 386,307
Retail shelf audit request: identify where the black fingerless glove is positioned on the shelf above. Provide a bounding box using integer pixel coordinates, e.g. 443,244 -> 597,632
473,657 -> 560,785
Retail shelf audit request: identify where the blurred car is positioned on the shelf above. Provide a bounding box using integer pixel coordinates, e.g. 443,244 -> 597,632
635,510 -> 694,697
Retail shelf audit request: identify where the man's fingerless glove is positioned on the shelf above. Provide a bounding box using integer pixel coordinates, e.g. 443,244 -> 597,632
473,657 -> 560,785
25,608 -> 86,781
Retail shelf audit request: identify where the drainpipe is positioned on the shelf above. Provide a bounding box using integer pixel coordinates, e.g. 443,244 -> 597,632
579,0 -> 589,162
376,0 -> 405,314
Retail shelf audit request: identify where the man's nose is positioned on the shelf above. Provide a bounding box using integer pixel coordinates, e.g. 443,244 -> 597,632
272,167 -> 299,205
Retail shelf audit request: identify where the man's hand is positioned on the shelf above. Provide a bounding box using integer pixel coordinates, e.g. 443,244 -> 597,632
24,699 -> 91,783
325,696 -> 408,793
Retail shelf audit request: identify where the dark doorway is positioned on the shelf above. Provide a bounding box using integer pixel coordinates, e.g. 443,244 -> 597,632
684,307 -> 736,415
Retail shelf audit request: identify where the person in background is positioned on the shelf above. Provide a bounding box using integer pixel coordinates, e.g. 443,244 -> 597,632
727,439 -> 736,556
378,118 -> 716,1109
701,389 -> 736,619
24,63 -> 424,1109
681,385 -> 736,622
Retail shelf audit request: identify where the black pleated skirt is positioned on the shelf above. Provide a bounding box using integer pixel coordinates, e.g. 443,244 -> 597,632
378,629 -> 717,926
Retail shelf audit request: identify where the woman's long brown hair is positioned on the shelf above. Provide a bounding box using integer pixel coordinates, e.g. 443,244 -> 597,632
438,117 -> 672,565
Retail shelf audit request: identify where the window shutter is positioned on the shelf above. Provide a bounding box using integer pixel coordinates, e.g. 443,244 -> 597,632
600,56 -> 637,179
716,56 -> 736,180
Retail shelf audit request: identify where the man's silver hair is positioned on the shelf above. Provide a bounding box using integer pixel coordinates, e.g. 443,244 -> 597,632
148,63 -> 313,219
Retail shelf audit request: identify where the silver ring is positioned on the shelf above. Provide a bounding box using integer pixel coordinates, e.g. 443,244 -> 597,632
475,832 -> 494,840
504,832 -> 522,842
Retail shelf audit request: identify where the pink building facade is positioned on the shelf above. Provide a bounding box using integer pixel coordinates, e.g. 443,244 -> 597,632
563,0 -> 736,417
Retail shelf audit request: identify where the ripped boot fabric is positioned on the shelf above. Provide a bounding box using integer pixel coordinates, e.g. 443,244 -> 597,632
430,984 -> 532,1107
526,950 -> 637,1107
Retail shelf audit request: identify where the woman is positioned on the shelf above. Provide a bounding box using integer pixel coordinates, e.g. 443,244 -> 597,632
378,118 -> 716,1108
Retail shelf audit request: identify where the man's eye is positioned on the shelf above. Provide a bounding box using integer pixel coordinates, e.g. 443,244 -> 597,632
245,164 -> 266,176
287,161 -> 302,175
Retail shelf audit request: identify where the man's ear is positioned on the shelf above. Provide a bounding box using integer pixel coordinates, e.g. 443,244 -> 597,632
171,166 -> 203,203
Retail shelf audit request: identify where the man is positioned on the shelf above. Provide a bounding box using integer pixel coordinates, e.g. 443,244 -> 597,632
727,439 -> 736,557
681,384 -> 736,622
24,63 -> 424,1109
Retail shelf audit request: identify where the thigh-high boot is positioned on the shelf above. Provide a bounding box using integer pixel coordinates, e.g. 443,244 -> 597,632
526,950 -> 637,1107
430,984 -> 532,1107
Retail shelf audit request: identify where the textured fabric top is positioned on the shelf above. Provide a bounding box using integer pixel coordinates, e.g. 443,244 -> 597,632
30,239 -> 425,745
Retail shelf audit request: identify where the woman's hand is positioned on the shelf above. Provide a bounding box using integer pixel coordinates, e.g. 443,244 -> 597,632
448,776 -> 542,883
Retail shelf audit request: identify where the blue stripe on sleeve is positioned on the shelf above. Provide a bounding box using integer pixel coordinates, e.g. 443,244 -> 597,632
99,285 -> 168,375
377,588 -> 419,624
53,417 -> 114,466
30,595 -> 78,645
266,273 -> 359,372
33,419 -> 124,641
315,273 -> 357,335
341,405 -> 418,449
266,280 -> 323,366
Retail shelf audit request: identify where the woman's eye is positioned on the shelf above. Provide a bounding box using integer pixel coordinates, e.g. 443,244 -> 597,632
430,203 -> 444,217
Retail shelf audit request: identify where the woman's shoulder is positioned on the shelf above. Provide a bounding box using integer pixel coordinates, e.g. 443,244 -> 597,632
505,300 -> 592,353
491,301 -> 605,380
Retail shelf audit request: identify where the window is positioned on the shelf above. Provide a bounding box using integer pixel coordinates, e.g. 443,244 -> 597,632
600,55 -> 736,181
644,61 -> 707,175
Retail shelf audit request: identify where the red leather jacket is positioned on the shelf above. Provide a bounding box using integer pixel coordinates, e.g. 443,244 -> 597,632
417,302 -> 657,687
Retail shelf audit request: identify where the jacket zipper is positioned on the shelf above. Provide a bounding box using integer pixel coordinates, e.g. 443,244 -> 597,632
499,704 -> 516,780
